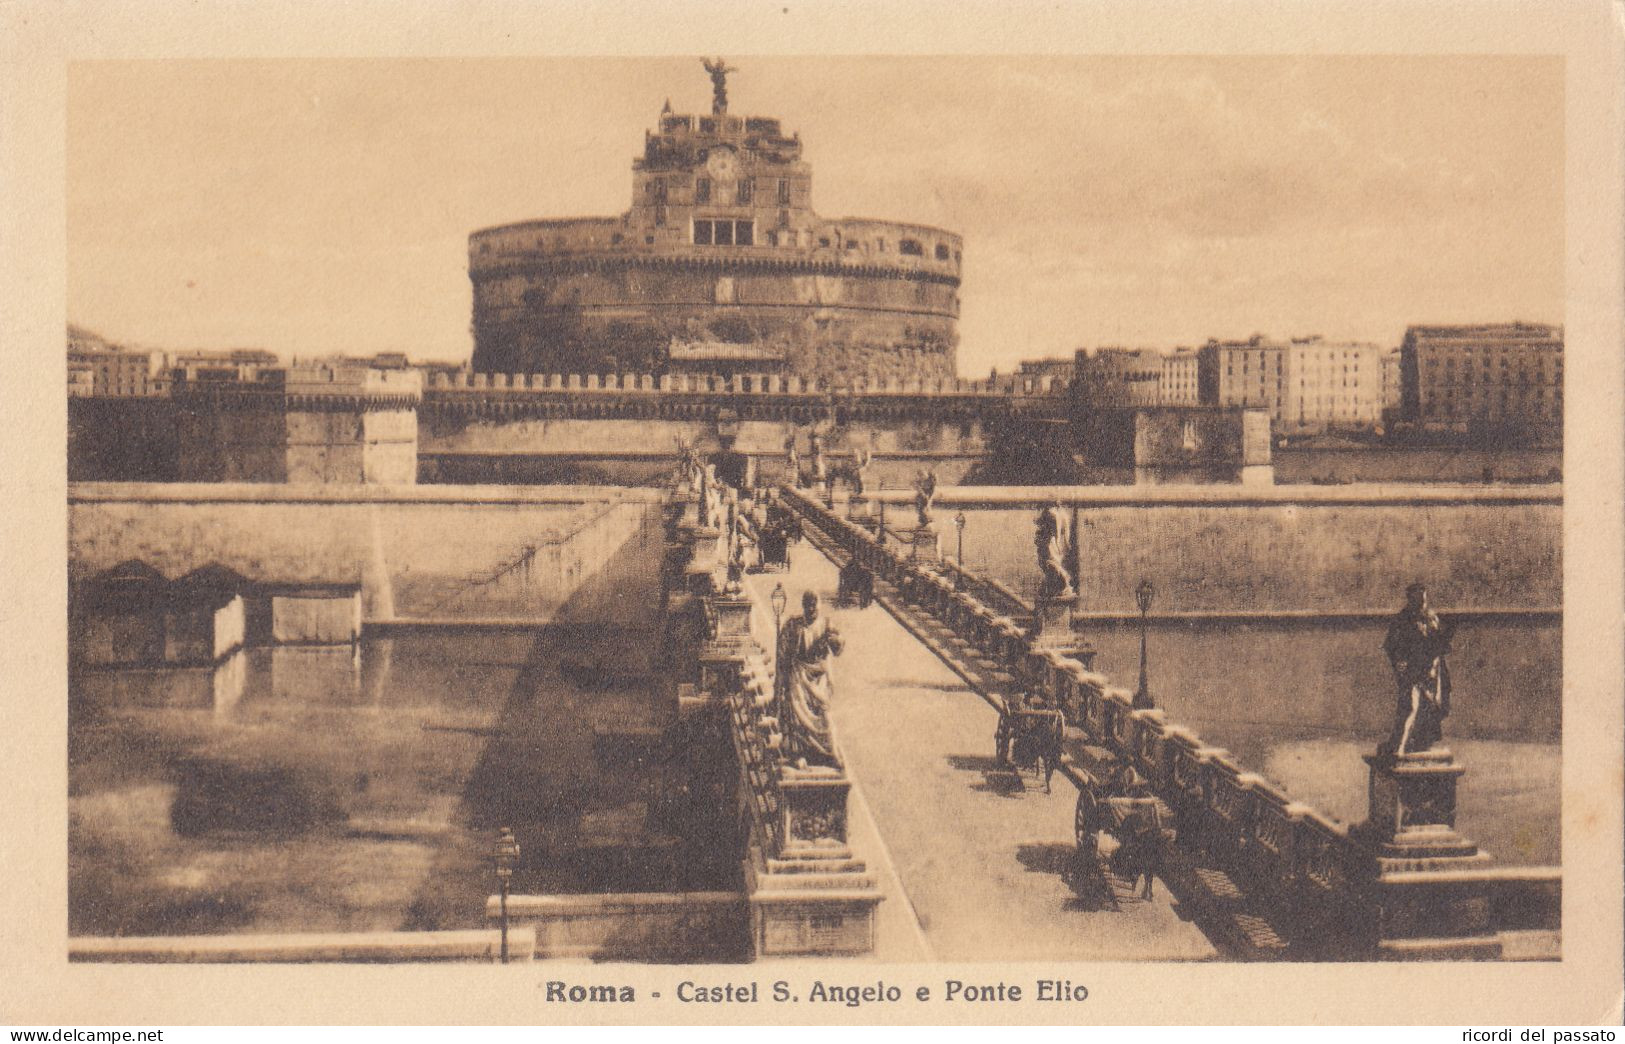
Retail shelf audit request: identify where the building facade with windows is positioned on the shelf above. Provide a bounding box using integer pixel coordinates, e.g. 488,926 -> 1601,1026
1160,348 -> 1201,406
1381,347 -> 1402,424
469,71 -> 961,382
169,349 -> 282,385
1074,347 -> 1167,408
67,344 -> 168,397
1277,336 -> 1386,433
1399,322 -> 1563,433
1198,336 -> 1287,419
1197,335 -> 1388,434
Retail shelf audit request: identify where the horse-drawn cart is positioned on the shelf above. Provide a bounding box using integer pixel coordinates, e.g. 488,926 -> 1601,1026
992,694 -> 1065,792
1070,765 -> 1178,901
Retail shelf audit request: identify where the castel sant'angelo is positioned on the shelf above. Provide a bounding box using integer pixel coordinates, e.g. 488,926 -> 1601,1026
469,60 -> 962,384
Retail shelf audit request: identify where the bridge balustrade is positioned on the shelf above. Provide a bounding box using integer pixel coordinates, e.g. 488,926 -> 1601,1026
1199,756 -> 1256,861
1127,707 -> 1170,784
1241,782 -> 1305,897
774,481 -> 1475,955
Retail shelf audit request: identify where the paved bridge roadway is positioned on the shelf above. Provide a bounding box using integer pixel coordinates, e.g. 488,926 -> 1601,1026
744,537 -> 1218,961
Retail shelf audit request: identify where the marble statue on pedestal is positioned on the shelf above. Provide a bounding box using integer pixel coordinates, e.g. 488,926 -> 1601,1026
849,447 -> 872,498
810,433 -> 828,491
784,432 -> 801,488
775,590 -> 844,768
1035,501 -> 1075,601
913,469 -> 937,526
1379,582 -> 1456,755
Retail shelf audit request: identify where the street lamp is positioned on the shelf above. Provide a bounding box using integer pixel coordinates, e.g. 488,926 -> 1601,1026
1134,578 -> 1155,710
876,490 -> 887,547
770,582 -> 788,688
953,511 -> 968,589
493,826 -> 520,963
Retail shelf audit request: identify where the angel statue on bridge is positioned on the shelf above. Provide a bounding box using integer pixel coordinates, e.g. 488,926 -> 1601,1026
1035,501 -> 1075,601
914,469 -> 937,526
783,431 -> 801,488
673,437 -> 700,492
849,446 -> 873,498
810,432 -> 829,491
1379,582 -> 1457,756
776,590 -> 845,769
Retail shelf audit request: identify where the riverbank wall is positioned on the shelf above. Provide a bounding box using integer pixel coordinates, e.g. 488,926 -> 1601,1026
68,483 -> 666,624
863,484 -> 1560,614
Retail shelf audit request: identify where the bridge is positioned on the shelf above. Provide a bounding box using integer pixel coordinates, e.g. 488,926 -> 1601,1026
63,473 -> 1559,962
642,475 -> 1560,962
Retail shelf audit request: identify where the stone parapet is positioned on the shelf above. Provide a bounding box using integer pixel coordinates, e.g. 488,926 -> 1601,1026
702,560 -> 882,957
71,928 -> 533,963
484,892 -> 746,962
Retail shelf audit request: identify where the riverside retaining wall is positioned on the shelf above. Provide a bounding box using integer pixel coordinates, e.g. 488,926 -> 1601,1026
865,485 -> 1561,614
68,483 -> 666,623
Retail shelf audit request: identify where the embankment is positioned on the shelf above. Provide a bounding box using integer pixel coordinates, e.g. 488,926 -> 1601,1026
68,483 -> 666,623
865,484 -> 1561,614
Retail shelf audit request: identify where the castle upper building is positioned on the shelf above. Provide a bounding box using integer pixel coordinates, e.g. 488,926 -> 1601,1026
468,62 -> 962,383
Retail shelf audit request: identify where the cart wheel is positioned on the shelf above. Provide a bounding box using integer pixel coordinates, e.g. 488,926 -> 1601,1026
1074,787 -> 1098,849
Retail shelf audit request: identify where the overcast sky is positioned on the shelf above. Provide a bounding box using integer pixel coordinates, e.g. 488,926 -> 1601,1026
67,56 -> 1563,373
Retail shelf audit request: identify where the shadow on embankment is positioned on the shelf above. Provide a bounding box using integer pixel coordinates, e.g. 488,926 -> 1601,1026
400,504 -> 743,934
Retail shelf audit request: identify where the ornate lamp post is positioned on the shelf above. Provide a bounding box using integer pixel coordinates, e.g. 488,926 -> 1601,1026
1134,578 -> 1155,710
954,511 -> 968,589
770,582 -> 788,686
493,826 -> 520,963
876,490 -> 887,547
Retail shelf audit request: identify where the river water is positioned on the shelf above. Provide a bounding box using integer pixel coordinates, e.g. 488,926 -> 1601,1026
1073,617 -> 1561,865
908,501 -> 1563,865
69,631 -> 739,937
68,493 -> 1562,941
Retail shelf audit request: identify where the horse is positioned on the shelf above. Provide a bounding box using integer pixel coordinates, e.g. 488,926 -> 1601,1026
1109,807 -> 1165,901
836,558 -> 875,608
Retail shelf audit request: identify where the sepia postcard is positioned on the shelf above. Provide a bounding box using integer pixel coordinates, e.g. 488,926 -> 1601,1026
2,0 -> 1622,1029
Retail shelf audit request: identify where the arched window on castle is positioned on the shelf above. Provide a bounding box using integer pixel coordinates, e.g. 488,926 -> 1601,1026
935,244 -> 950,261
899,238 -> 924,257
737,178 -> 754,205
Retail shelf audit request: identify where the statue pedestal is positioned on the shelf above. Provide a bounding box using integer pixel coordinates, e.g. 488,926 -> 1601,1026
745,768 -> 881,957
910,525 -> 940,564
779,771 -> 850,852
1359,748 -> 1501,960
709,594 -> 755,647
673,492 -> 701,528
1363,749 -> 1477,859
682,525 -> 724,595
698,593 -> 755,695
1030,593 -> 1078,650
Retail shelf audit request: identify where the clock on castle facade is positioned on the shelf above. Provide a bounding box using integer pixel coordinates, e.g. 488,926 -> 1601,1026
469,65 -> 962,383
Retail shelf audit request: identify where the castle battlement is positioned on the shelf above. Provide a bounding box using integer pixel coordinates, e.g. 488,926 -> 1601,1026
423,370 -> 1063,398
